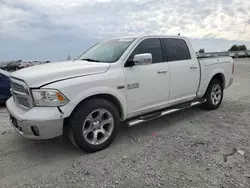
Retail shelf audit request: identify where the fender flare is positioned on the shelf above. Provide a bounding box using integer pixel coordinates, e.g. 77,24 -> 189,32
201,69 -> 226,96
61,87 -> 127,120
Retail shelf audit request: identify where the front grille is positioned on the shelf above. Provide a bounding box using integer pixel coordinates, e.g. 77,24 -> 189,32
16,95 -> 29,107
12,82 -> 27,93
11,79 -> 31,109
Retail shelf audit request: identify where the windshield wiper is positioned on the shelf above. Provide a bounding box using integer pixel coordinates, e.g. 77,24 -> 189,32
81,58 -> 100,62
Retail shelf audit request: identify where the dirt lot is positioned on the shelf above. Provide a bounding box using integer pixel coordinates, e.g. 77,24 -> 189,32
0,58 -> 250,188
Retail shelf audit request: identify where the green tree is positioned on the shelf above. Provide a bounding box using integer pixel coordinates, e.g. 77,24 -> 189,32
229,45 -> 247,51
229,45 -> 238,51
238,45 -> 247,51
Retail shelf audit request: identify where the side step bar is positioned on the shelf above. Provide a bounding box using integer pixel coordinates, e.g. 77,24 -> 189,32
127,99 -> 206,127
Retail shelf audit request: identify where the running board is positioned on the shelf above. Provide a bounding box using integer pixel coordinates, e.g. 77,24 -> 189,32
127,100 -> 206,127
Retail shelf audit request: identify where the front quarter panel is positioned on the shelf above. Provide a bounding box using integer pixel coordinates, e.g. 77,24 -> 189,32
42,64 -> 127,119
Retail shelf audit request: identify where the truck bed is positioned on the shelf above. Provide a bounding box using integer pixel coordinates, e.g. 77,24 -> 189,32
198,56 -> 233,66
197,56 -> 233,98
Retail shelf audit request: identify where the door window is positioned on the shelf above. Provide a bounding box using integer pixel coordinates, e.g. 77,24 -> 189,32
129,38 -> 163,63
162,38 -> 191,61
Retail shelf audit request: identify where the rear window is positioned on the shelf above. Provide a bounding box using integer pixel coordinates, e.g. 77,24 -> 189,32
162,38 -> 191,61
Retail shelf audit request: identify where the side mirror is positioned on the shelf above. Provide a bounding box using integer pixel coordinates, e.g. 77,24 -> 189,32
134,53 -> 152,66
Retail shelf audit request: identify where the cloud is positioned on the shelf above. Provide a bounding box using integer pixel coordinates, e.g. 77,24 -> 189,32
1,0 -> 250,41
0,0 -> 250,60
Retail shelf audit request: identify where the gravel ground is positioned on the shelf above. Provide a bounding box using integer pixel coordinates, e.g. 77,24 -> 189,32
1,58 -> 250,188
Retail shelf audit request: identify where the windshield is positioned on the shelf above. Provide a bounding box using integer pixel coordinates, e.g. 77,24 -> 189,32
77,38 -> 136,63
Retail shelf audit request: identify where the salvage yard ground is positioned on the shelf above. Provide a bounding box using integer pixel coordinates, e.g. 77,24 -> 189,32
0,58 -> 250,188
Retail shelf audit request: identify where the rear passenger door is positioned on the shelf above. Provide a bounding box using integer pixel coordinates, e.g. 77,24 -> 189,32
162,38 -> 200,104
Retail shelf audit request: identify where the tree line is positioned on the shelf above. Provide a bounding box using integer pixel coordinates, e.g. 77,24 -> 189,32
228,45 -> 247,51
198,44 -> 248,53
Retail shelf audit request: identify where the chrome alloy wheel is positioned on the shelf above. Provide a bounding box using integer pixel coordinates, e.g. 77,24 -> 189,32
210,84 -> 222,105
82,109 -> 114,145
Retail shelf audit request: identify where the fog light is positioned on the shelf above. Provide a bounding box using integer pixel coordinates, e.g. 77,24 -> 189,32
31,126 -> 39,136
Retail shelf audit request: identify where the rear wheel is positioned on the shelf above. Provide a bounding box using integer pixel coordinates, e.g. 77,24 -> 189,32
68,98 -> 120,153
202,79 -> 223,110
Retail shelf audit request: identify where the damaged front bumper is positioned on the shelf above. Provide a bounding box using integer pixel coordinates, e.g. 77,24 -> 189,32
6,97 -> 64,140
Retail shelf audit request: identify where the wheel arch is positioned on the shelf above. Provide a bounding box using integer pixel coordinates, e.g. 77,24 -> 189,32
74,94 -> 124,120
203,72 -> 225,97
63,90 -> 125,119
210,73 -> 225,89
63,92 -> 125,135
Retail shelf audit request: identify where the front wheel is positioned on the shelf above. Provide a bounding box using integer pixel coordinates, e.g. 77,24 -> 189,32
202,79 -> 223,110
68,98 -> 120,152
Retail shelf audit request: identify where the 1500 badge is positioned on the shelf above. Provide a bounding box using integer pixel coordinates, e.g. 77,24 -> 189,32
127,83 -> 139,90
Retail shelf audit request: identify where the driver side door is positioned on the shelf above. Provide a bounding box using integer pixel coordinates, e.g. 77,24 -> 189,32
123,38 -> 170,118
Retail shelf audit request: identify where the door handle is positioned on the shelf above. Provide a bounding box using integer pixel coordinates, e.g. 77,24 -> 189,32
157,70 -> 168,74
190,65 -> 198,69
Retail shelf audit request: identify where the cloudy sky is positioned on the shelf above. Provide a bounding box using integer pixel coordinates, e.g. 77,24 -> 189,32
0,0 -> 250,61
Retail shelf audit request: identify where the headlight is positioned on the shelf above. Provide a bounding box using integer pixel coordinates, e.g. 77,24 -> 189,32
32,89 -> 69,107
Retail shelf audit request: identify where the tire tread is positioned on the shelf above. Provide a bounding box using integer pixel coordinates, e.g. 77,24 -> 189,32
67,98 -> 119,152
202,79 -> 223,110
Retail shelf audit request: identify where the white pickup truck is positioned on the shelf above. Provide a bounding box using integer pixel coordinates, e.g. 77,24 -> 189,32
7,35 -> 234,152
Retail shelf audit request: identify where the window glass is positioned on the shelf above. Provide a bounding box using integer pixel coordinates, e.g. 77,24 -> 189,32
77,38 -> 135,63
129,38 -> 163,63
163,38 -> 191,61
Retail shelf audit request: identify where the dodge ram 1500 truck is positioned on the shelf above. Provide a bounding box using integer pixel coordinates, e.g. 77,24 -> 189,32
6,35 -> 234,152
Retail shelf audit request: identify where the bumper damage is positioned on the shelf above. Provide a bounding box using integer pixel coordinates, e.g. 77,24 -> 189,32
6,97 -> 64,140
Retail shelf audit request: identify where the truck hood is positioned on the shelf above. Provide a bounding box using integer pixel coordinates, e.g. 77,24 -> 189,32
11,60 -> 111,87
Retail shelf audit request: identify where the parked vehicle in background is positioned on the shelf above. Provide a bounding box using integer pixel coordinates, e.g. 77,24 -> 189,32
30,61 -> 40,66
0,70 -> 11,103
6,35 -> 234,152
6,62 -> 20,72
246,51 -> 250,57
238,51 -> 246,58
0,62 -> 8,70
18,62 -> 33,69
205,53 -> 212,57
1,61 -> 51,72
229,52 -> 236,58
31,61 -> 49,66
0,62 -> 5,69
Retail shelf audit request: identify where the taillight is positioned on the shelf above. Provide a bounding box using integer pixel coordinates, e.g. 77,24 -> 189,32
232,62 -> 234,74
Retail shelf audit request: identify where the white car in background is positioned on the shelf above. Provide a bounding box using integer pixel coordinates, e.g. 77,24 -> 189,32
238,51 -> 246,58
18,62 -> 33,69
229,52 -> 236,58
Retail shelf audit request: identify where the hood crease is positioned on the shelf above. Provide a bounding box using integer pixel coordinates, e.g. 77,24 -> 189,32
10,61 -> 111,87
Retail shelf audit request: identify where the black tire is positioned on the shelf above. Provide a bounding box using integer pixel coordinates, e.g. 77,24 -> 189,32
202,79 -> 223,110
68,98 -> 120,153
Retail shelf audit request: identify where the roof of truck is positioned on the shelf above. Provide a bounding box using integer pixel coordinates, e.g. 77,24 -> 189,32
112,35 -> 188,40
